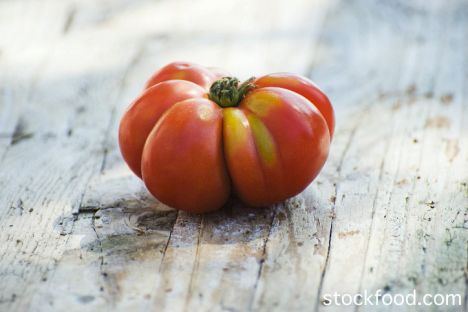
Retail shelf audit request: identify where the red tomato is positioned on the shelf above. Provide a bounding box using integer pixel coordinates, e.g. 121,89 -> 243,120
119,80 -> 206,177
119,62 -> 333,213
145,62 -> 220,90
255,73 -> 335,137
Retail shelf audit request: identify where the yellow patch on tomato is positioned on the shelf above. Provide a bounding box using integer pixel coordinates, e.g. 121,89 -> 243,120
258,74 -> 302,87
223,108 -> 249,151
247,114 -> 277,166
245,91 -> 280,117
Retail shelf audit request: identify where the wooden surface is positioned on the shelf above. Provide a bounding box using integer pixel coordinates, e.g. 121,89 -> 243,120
0,0 -> 467,311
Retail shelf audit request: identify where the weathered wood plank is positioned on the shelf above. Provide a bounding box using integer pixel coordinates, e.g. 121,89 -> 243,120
0,1 -> 146,310
314,2 -> 468,312
357,4 -> 468,311
0,0 -> 73,159
0,0 -> 466,311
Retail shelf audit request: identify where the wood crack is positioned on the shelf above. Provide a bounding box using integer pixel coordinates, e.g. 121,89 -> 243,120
314,99 -> 372,311
89,210 -> 113,304
62,6 -> 76,34
10,119 -> 33,146
248,207 -> 277,311
158,210 -> 179,272
183,215 -> 205,309
354,99 -> 398,306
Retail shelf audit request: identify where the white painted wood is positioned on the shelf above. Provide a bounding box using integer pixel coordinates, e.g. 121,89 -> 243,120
0,0 -> 466,311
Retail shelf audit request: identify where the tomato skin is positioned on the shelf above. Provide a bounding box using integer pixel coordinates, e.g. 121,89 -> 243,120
118,80 -> 206,177
141,99 -> 231,213
223,108 -> 269,205
119,63 -> 334,213
254,73 -> 335,138
145,62 -> 220,90
224,88 -> 330,206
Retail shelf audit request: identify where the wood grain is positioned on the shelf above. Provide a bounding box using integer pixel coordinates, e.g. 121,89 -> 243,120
0,0 -> 466,311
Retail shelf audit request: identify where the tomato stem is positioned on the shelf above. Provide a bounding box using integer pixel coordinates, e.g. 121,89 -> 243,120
209,77 -> 256,108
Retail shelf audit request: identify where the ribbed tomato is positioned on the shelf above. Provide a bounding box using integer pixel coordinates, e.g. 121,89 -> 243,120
119,62 -> 334,213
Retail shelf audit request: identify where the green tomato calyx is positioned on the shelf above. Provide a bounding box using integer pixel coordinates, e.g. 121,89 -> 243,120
209,77 -> 256,108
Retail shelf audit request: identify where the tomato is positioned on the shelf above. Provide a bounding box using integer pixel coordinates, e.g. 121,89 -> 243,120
119,80 -> 206,178
254,73 -> 334,137
119,62 -> 333,213
141,99 -> 231,212
145,62 -> 221,90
